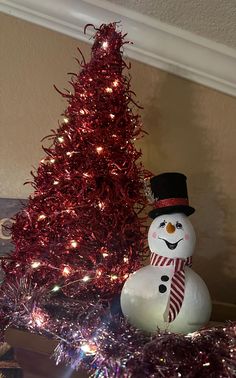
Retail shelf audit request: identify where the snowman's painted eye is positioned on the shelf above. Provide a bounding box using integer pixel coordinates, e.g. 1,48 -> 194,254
159,221 -> 166,228
176,222 -> 183,229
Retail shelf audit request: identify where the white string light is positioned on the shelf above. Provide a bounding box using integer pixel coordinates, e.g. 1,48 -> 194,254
31,261 -> 41,269
102,41 -> 108,49
82,275 -> 90,282
96,146 -> 103,154
70,240 -> 78,248
58,136 -> 64,143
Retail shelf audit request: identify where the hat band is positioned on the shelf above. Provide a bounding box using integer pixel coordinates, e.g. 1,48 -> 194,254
154,197 -> 189,208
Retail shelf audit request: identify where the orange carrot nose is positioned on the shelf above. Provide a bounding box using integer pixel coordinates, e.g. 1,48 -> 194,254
166,222 -> 175,233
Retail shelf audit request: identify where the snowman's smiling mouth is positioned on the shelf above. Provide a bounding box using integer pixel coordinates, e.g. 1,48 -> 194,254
158,237 -> 183,250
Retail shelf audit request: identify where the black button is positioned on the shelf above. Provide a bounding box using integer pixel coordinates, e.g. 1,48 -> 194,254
161,275 -> 169,282
159,284 -> 167,293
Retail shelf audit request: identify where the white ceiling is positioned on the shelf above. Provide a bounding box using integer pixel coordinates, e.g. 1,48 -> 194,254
108,0 -> 236,49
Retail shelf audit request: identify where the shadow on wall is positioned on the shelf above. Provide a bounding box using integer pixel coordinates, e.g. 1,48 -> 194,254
140,71 -> 235,306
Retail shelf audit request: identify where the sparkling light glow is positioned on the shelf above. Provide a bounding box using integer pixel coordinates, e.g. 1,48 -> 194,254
38,214 -> 46,221
105,87 -> 113,93
62,266 -> 72,277
31,261 -> 41,269
31,308 -> 47,328
96,146 -> 103,154
102,41 -> 108,49
83,172 -> 90,178
81,342 -> 97,355
70,240 -> 78,248
96,269 -> 102,277
98,201 -> 104,210
51,285 -> 61,292
82,275 -> 90,282
110,275 -> 118,281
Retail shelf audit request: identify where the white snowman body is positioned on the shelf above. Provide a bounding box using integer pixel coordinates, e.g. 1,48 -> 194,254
121,213 -> 212,334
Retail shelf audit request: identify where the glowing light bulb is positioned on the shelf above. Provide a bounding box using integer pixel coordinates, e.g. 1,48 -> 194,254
98,201 -> 104,210
101,247 -> 109,257
40,158 -> 45,163
96,146 -> 103,154
113,79 -> 119,87
82,275 -> 90,282
34,316 -> 44,327
124,273 -> 129,279
51,285 -> 60,292
110,114 -> 115,119
62,266 -> 71,277
58,136 -> 64,143
110,275 -> 118,281
102,41 -> 108,49
105,87 -> 113,93
50,158 -> 55,164
123,257 -> 128,263
83,172 -> 90,178
81,342 -> 97,355
53,180 -> 59,185
70,240 -> 77,248
80,109 -> 85,115
63,117 -> 69,123
31,261 -> 41,269
31,308 -> 47,328
66,151 -> 73,157
81,344 -> 90,353
38,214 -> 46,221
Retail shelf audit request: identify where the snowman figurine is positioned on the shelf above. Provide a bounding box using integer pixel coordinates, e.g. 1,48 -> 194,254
121,172 -> 212,334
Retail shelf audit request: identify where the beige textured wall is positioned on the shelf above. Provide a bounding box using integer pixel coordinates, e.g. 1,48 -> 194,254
1,13 -> 236,305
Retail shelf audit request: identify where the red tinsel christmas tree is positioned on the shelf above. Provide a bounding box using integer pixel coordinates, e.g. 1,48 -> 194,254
3,23 -> 148,299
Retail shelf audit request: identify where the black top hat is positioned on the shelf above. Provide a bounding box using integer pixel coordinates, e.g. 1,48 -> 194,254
148,172 -> 195,219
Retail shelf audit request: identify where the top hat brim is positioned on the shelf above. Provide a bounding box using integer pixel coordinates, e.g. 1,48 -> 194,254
148,205 -> 195,219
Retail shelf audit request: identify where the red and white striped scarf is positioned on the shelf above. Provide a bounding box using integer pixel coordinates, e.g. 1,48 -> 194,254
150,252 -> 192,323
